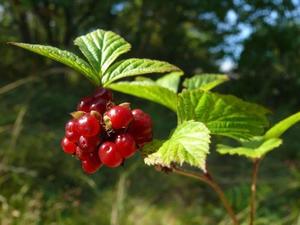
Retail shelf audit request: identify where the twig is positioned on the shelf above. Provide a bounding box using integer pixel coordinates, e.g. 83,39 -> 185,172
172,166 -> 239,225
249,159 -> 260,225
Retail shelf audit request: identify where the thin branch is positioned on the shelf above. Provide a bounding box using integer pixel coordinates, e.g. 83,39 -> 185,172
172,167 -> 239,225
0,77 -> 37,95
9,105 -> 28,151
249,159 -> 261,225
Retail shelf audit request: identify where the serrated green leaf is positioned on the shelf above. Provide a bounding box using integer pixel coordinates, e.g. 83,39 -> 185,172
140,140 -> 164,157
108,80 -> 178,111
74,29 -> 131,76
156,71 -> 183,93
183,74 -> 229,91
10,42 -> 99,85
264,111 -> 300,139
144,121 -> 211,171
177,89 -> 270,140
217,138 -> 282,159
102,58 -> 181,86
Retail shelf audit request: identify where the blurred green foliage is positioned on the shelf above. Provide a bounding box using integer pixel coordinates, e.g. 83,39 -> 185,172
0,0 -> 300,224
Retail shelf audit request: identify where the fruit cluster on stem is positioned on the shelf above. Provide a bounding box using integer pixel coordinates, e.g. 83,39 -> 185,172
61,88 -> 153,174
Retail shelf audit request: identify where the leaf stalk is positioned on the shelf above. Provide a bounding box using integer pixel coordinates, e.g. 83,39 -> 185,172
249,159 -> 261,225
172,166 -> 239,225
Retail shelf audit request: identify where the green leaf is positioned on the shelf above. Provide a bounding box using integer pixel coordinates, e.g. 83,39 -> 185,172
102,58 -> 181,86
140,140 -> 164,157
144,121 -> 211,171
177,89 -> 270,140
264,111 -> 300,139
74,29 -> 131,76
183,74 -> 229,91
156,71 -> 183,93
108,80 -> 178,111
217,138 -> 282,159
9,42 -> 99,85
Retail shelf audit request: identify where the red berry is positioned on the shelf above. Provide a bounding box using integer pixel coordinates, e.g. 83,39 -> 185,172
61,137 -> 76,154
93,88 -> 113,101
98,142 -> 122,168
77,114 -> 101,137
89,98 -> 108,115
115,134 -> 137,159
81,152 -> 102,174
65,119 -> 80,142
128,109 -> 153,146
75,147 -> 90,160
131,109 -> 152,128
133,132 -> 153,147
104,106 -> 133,130
77,96 -> 94,112
78,135 -> 101,152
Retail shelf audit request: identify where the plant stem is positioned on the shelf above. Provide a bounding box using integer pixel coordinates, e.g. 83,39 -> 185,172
172,167 -> 239,225
249,159 -> 260,225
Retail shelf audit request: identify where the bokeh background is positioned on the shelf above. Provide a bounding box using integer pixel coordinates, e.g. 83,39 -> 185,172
1,1 -> 300,224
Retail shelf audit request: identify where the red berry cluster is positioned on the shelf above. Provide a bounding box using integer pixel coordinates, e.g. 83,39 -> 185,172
61,88 -> 153,174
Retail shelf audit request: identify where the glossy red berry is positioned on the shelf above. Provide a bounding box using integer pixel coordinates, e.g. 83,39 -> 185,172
115,134 -> 137,159
77,96 -> 94,112
81,152 -> 102,174
93,88 -> 113,101
77,114 -> 101,137
75,147 -> 90,161
104,106 -> 133,130
78,135 -> 101,152
128,109 -> 153,146
98,142 -> 122,168
61,137 -> 76,154
89,98 -> 107,115
133,132 -> 153,147
65,119 -> 80,142
131,109 -> 152,128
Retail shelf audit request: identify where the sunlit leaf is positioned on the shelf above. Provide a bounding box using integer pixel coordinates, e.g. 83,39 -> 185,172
144,121 -> 210,171
264,111 -> 300,139
108,80 -> 178,111
102,58 -> 181,85
183,74 -> 229,91
9,43 -> 99,85
74,29 -> 131,76
156,71 -> 183,93
140,140 -> 164,158
177,89 -> 270,140
217,137 -> 282,159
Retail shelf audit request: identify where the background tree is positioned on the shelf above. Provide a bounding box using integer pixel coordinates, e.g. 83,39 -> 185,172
1,0 -> 300,224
